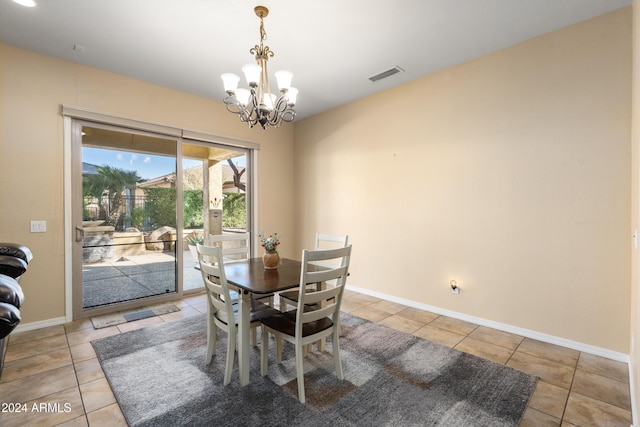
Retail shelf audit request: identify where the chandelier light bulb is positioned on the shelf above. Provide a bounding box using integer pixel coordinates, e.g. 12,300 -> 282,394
236,88 -> 251,106
221,73 -> 240,94
287,87 -> 298,106
275,70 -> 293,92
242,63 -> 261,87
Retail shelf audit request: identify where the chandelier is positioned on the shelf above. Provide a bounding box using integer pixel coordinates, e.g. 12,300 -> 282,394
221,6 -> 298,129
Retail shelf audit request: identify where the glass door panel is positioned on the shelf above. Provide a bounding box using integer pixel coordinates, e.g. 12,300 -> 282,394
76,125 -> 179,314
182,142 -> 249,292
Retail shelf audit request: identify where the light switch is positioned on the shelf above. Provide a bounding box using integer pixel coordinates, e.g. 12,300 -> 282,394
30,220 -> 46,233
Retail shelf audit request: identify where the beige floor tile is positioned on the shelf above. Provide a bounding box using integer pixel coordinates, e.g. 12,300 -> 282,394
86,403 -> 127,427
378,314 -> 425,334
369,300 -> 407,315
0,364 -> 78,403
468,325 -> 523,351
570,369 -> 631,411
69,342 -> 97,363
343,293 -> 381,305
429,315 -> 478,336
454,336 -> 513,365
560,421 -> 579,427
0,347 -> 72,383
79,377 -> 117,414
159,304 -> 201,321
189,301 -> 208,314
5,334 -> 69,362
518,338 -> 579,368
182,294 -> 207,306
563,392 -> 632,426
338,299 -> 364,314
64,318 -> 95,334
519,407 -> 561,426
56,415 -> 89,427
577,352 -> 629,384
527,381 -> 569,419
0,386 -> 84,427
66,326 -> 120,347
350,306 -> 391,323
8,325 -> 66,345
116,315 -> 163,333
396,307 -> 439,324
413,324 -> 465,348
74,357 -> 105,385
507,351 -> 575,390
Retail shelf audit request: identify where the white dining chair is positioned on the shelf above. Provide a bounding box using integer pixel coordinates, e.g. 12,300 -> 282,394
209,232 -> 251,263
278,233 -> 349,311
197,243 -> 278,385
278,233 -> 348,353
210,232 -> 273,346
260,245 -> 352,403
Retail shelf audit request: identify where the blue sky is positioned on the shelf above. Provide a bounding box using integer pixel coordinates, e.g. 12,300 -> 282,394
82,147 -> 245,180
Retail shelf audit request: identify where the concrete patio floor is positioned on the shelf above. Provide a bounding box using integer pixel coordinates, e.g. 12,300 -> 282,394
82,250 -> 203,309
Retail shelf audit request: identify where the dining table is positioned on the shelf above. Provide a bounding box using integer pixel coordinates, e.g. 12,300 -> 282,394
222,256 -> 324,386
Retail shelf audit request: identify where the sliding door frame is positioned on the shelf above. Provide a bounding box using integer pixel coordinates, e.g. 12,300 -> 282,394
62,105 -> 260,322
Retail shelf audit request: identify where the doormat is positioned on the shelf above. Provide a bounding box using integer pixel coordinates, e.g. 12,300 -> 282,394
91,303 -> 181,329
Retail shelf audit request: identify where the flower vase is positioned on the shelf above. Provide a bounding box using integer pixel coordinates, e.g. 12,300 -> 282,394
262,250 -> 279,270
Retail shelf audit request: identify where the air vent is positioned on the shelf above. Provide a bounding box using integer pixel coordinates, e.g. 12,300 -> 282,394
368,66 -> 405,82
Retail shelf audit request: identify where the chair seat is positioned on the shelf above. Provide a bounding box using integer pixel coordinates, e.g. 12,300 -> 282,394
261,310 -> 333,338
279,289 -> 327,307
215,300 -> 280,326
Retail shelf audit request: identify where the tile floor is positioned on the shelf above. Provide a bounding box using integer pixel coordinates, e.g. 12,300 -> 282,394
0,290 -> 632,426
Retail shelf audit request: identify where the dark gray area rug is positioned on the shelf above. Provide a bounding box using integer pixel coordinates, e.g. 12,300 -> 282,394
91,313 -> 537,427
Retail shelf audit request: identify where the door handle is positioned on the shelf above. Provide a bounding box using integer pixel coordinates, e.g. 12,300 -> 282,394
75,227 -> 85,243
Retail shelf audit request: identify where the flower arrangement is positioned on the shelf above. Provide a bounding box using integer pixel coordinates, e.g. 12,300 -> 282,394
210,197 -> 221,209
259,232 -> 280,252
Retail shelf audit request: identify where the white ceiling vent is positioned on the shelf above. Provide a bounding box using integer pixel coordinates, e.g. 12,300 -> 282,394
368,66 -> 405,82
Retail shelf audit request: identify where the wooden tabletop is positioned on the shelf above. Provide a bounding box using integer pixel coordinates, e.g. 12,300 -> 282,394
223,257 -> 310,295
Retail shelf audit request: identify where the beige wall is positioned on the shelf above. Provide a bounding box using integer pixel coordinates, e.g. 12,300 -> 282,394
0,44 -> 295,324
294,8 -> 632,353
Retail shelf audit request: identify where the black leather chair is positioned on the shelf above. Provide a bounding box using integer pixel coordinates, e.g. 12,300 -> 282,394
0,243 -> 31,378
0,243 -> 32,281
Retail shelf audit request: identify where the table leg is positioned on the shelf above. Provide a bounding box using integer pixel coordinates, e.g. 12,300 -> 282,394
238,290 -> 251,386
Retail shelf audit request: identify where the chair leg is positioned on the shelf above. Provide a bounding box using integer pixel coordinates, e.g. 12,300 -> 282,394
251,327 -> 257,347
295,342 -> 306,404
332,328 -> 343,380
206,320 -> 217,364
260,326 -> 269,376
276,335 -> 283,364
223,330 -> 236,386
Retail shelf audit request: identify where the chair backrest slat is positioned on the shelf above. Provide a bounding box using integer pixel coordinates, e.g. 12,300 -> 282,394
312,234 -> 349,282
197,244 -> 236,331
209,232 -> 251,263
296,245 -> 352,335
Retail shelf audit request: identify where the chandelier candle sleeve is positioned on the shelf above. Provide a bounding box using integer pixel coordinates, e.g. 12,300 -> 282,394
221,5 -> 298,129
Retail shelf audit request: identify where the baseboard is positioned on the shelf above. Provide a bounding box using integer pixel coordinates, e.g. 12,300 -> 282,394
13,317 -> 67,334
630,362 -> 638,427
346,285 -> 629,363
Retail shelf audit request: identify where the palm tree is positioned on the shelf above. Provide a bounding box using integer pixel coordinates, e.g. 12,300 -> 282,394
83,166 -> 142,229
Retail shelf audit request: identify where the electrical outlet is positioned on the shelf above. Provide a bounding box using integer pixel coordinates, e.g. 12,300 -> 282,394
30,220 -> 46,233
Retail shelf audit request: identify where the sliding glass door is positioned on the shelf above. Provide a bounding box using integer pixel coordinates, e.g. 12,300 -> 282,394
70,120 -> 252,319
72,123 -> 180,318
182,141 -> 250,291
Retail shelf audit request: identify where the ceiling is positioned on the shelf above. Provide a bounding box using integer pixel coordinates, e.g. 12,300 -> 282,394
0,0 -> 632,121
